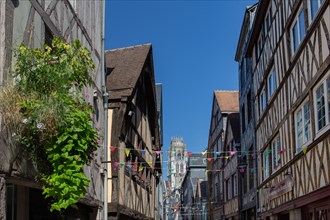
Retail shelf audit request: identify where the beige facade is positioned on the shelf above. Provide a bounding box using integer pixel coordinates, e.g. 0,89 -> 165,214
245,0 -> 330,219
105,44 -> 161,219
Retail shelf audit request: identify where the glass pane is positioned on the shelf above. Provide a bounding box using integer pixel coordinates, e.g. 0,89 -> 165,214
316,85 -> 326,130
296,109 -> 303,148
304,103 -> 311,141
293,22 -> 299,52
327,77 -> 330,123
310,0 -> 319,19
299,11 -> 306,41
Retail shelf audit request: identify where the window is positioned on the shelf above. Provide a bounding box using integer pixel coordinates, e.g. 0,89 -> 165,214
242,156 -> 248,194
242,105 -> 246,132
308,0 -> 325,22
247,90 -> 252,123
271,136 -> 281,171
233,175 -> 237,197
226,179 -> 231,200
263,148 -> 272,179
259,88 -> 266,114
314,75 -> 330,132
291,9 -> 306,54
248,146 -> 255,189
268,68 -> 277,98
263,9 -> 271,37
295,101 -> 311,151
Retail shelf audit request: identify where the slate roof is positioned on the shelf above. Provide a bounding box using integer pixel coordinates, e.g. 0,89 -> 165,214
214,90 -> 239,112
105,44 -> 152,99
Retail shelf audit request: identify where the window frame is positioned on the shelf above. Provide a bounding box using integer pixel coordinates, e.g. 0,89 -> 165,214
259,88 -> 267,114
307,0 -> 325,23
226,178 -> 231,201
313,74 -> 330,133
290,8 -> 306,55
267,67 -> 277,99
263,148 -> 271,179
294,99 -> 311,152
271,135 -> 281,172
232,174 -> 238,197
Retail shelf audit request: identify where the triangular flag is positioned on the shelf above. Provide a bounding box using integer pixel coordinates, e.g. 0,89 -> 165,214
230,151 -> 236,156
125,149 -> 130,157
113,162 -> 119,170
156,150 -> 161,155
204,170 -> 209,173
120,163 -> 125,168
133,162 -> 138,170
141,149 -> 146,155
243,150 -> 249,155
216,152 -> 220,156
110,146 -> 116,153
139,166 -> 144,172
148,162 -> 153,167
239,168 -> 245,173
303,147 -> 307,154
187,152 -> 192,157
207,158 -> 212,162
202,151 -> 207,155
225,156 -> 230,159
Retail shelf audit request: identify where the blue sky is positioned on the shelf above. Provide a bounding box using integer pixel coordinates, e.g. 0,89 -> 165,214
105,0 -> 256,177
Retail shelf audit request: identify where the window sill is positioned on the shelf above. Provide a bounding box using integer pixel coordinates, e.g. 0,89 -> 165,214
295,139 -> 313,155
314,123 -> 330,140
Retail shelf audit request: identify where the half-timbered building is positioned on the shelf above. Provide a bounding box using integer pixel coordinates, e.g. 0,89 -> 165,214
207,90 -> 239,219
0,0 -> 104,218
223,113 -> 241,220
105,44 -> 161,219
235,3 -> 258,220
245,0 -> 330,219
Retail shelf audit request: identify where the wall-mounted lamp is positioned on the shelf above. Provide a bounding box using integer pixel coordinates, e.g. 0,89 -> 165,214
128,111 -> 135,116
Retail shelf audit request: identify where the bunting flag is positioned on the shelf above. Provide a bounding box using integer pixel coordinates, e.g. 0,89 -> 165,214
113,162 -> 119,170
125,149 -> 130,157
141,149 -> 146,155
207,158 -> 212,162
225,156 -> 230,159
147,162 -> 153,167
156,150 -> 161,155
243,150 -> 249,155
133,162 -> 138,170
204,170 -> 209,173
216,152 -> 221,156
303,147 -> 308,154
230,151 -> 236,156
138,145 -> 141,152
120,163 -> 125,168
239,168 -> 245,173
187,152 -> 192,157
202,150 -> 207,155
139,166 -> 144,172
110,146 -> 116,153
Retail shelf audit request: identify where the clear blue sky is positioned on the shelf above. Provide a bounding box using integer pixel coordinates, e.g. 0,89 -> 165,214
105,0 -> 256,177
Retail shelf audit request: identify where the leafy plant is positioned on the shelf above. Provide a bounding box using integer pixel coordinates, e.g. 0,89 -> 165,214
2,38 -> 99,211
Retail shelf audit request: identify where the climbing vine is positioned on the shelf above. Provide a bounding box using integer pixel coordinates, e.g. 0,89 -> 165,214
1,38 -> 100,212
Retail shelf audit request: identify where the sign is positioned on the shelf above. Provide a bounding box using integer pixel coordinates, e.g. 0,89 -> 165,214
268,176 -> 293,200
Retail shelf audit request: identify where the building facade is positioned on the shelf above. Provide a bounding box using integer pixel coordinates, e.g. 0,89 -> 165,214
207,91 -> 239,220
244,0 -> 330,219
105,44 -> 161,219
180,153 -> 207,220
223,113 -> 240,220
167,137 -> 187,220
235,3 -> 258,220
0,0 -> 104,219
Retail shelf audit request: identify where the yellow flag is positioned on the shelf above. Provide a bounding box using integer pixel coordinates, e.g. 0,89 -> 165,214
125,149 -> 130,157
138,166 -> 144,172
147,162 -> 153,167
303,147 -> 307,154
202,150 -> 207,155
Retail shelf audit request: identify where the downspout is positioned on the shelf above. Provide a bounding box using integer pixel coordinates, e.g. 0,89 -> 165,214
101,0 -> 108,219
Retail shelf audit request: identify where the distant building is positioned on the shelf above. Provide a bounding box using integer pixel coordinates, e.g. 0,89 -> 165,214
207,91 -> 239,219
223,113 -> 240,219
244,0 -> 330,218
235,3 -> 258,220
167,137 -> 188,220
181,153 -> 207,220
105,44 -> 161,219
195,179 -> 208,220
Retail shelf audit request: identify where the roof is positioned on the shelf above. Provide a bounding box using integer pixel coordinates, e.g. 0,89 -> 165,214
105,44 -> 152,99
214,90 -> 239,112
227,113 -> 240,143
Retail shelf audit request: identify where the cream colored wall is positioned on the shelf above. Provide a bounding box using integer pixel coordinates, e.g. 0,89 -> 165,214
107,109 -> 113,203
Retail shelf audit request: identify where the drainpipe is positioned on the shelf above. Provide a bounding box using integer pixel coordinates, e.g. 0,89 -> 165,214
101,0 -> 108,219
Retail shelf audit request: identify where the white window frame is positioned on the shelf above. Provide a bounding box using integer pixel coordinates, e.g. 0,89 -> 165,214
295,100 -> 311,152
259,88 -> 266,114
271,135 -> 281,172
308,0 -> 325,23
267,67 -> 277,99
313,74 -> 330,133
290,8 -> 306,54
